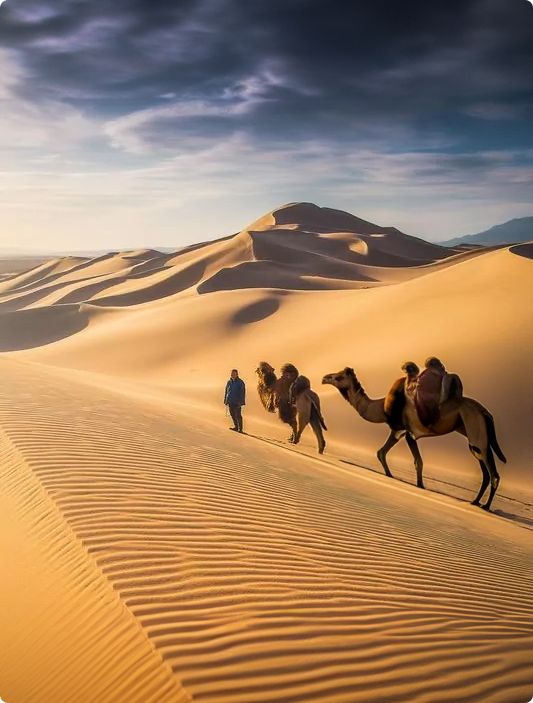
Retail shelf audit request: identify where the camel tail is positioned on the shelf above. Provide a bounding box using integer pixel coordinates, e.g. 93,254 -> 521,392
484,412 -> 507,463
311,403 -> 328,432
311,403 -> 327,431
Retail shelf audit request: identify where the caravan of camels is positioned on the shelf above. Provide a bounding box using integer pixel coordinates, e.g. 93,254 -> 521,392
256,357 -> 506,512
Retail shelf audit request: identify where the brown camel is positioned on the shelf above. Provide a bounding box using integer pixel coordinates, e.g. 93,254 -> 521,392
290,375 -> 327,454
256,362 -> 299,441
322,367 -> 506,511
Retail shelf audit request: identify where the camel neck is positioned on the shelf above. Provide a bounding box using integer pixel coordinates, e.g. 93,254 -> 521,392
346,383 -> 386,424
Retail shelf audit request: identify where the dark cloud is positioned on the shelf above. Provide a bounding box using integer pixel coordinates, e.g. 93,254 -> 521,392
2,0 -> 532,120
1,0 -> 532,206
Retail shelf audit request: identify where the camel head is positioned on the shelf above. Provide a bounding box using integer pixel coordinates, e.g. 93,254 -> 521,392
322,367 -> 361,399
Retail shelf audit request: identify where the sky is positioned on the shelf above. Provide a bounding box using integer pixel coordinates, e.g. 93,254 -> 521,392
0,0 -> 532,251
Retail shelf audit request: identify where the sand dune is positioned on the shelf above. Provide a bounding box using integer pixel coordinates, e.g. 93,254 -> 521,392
0,250 -> 169,312
0,204 -> 482,313
0,255 -> 54,281
1,357 -> 531,703
0,256 -> 87,294
0,362 -> 190,703
7,244 -> 531,494
1,204 -> 532,702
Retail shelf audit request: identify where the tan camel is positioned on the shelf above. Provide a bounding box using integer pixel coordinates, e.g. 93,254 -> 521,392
290,375 -> 327,454
322,367 -> 506,511
256,362 -> 299,441
256,362 -> 327,453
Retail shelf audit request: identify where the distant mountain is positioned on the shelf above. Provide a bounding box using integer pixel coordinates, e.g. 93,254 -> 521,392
441,217 -> 533,247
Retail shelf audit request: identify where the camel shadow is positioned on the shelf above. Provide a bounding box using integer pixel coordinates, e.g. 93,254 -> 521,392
491,509 -> 533,529
340,458 -> 533,528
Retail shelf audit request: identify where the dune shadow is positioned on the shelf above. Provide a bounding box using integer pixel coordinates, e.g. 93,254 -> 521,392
231,297 -> 280,324
5,254 -> 111,294
0,275 -> 92,312
57,261 -> 171,305
509,242 -> 533,259
91,259 -> 207,307
0,305 -> 89,351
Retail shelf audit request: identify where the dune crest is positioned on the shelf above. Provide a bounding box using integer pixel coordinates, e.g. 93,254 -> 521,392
0,203 -> 486,313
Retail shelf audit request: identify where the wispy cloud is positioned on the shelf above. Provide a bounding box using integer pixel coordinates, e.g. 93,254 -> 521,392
0,48 -> 97,149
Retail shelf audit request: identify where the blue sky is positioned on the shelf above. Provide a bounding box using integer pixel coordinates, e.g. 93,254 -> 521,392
1,0 -> 532,251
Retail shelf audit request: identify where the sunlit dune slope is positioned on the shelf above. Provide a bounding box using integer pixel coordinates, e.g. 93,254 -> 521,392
1,356 -> 532,703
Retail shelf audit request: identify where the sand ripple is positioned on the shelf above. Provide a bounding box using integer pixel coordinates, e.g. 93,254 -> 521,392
1,358 -> 532,703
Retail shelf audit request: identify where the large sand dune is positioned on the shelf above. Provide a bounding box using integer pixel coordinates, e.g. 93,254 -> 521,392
0,203 -> 483,314
1,357 -> 532,703
1,203 -> 532,702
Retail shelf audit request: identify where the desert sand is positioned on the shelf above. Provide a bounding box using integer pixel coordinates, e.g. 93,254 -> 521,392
1,203 -> 532,703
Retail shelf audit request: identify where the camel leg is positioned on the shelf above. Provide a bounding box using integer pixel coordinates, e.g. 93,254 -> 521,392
461,403 -> 501,511
471,457 -> 490,506
405,434 -> 424,489
310,416 -> 326,454
292,398 -> 312,446
288,419 -> 298,443
292,413 -> 307,445
481,448 -> 500,512
377,431 -> 402,478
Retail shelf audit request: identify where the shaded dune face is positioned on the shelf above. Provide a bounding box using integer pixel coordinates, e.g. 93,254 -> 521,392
510,241 -> 533,259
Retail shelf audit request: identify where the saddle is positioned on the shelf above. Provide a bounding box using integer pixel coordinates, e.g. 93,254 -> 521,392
415,367 -> 445,427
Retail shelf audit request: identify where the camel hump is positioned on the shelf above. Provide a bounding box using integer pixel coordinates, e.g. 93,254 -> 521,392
415,367 -> 444,426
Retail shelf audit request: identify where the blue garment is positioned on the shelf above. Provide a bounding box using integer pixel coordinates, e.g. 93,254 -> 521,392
224,377 -> 246,406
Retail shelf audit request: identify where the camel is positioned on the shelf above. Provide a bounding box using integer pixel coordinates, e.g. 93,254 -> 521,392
256,362 -> 327,453
290,375 -> 327,454
322,367 -> 506,511
256,362 -> 299,440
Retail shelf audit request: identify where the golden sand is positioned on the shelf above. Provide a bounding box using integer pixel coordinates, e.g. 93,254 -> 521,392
1,204 -> 532,702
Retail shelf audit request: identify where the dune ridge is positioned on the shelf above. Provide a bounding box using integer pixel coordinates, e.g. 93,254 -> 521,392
0,203 -> 485,314
0,374 -> 190,703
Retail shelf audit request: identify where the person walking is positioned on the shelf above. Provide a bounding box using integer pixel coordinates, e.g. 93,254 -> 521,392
224,369 -> 246,433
